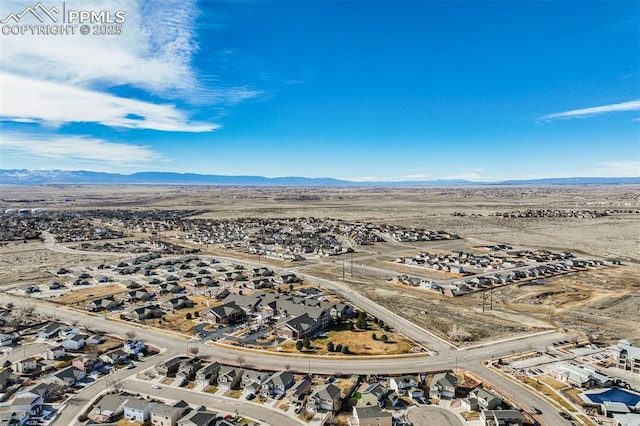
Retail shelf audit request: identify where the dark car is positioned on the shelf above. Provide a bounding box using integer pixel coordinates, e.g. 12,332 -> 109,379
530,406 -> 542,414
559,412 -> 572,420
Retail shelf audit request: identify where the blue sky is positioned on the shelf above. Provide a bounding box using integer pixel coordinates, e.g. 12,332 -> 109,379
0,0 -> 638,181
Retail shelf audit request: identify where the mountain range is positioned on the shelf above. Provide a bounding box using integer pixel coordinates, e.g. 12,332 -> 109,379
1,169 -> 638,186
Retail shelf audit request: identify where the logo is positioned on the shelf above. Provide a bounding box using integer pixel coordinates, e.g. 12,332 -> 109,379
1,2 -> 59,23
1,2 -> 125,36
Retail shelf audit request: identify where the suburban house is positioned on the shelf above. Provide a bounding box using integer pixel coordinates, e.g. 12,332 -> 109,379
123,289 -> 154,303
162,296 -> 194,312
87,334 -> 104,345
462,387 -> 503,411
46,366 -> 85,387
37,322 -> 62,339
0,370 -> 14,392
156,357 -> 185,377
58,327 -> 80,340
85,296 -> 122,312
307,383 -> 342,412
72,355 -> 103,372
13,357 -> 38,374
480,409 -> 523,426
43,345 -> 66,360
123,398 -> 157,422
288,378 -> 312,401
261,371 -> 295,398
357,383 -> 388,408
242,369 -> 270,395
201,302 -> 245,324
196,362 -> 221,385
350,406 -> 393,426
150,400 -> 189,426
8,391 -> 44,424
177,407 -> 219,426
176,358 -> 202,385
127,304 -> 164,321
124,339 -> 146,355
61,334 -> 85,351
389,376 -> 421,396
90,394 -> 129,423
217,366 -> 244,390
429,372 -> 458,399
100,349 -> 129,365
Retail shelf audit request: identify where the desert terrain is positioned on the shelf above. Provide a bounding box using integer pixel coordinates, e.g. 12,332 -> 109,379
1,184 -> 638,346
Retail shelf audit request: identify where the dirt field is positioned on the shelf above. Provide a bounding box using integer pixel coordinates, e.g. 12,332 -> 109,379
1,185 -> 638,345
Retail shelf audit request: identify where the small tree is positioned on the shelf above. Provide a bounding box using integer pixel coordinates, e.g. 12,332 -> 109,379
296,340 -> 304,351
6,303 -> 14,311
341,345 -> 349,354
335,343 -> 343,353
380,334 -> 389,343
372,333 -> 378,340
186,312 -> 193,320
327,342 -> 335,352
347,321 -> 354,331
289,284 -> 294,291
303,336 -> 311,349
125,330 -> 137,340
356,317 -> 367,330
188,346 -> 200,357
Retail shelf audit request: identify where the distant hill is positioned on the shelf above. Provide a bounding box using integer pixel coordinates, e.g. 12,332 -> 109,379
0,169 -> 638,186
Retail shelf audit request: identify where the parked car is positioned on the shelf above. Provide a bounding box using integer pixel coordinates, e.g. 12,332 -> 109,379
151,384 -> 161,389
531,406 -> 542,414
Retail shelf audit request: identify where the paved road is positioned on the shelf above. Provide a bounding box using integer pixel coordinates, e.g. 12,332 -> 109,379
407,406 -> 463,426
42,232 -> 128,256
3,241 -> 575,426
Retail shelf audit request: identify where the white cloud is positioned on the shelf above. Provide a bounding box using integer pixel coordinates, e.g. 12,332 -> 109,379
540,100 -> 640,121
0,72 -> 218,131
595,161 -> 640,177
1,132 -> 163,164
0,0 -> 261,131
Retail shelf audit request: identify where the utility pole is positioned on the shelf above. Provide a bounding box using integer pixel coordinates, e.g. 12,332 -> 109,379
482,292 -> 486,313
490,289 -> 493,310
350,251 -> 353,278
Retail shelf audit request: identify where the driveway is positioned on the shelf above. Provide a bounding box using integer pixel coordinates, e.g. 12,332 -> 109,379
407,406 -> 463,426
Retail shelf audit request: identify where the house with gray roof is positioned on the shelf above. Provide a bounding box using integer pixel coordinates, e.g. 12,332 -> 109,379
288,378 -> 312,401
202,302 -> 245,324
90,394 -> 129,423
46,366 -> 85,387
196,362 -> 221,385
307,383 -> 342,412
261,371 -> 295,398
123,398 -> 157,422
150,400 -> 189,426
177,407 -> 219,426
480,409 -> 523,426
429,372 -> 457,399
218,366 -> 243,390
351,405 -> 392,426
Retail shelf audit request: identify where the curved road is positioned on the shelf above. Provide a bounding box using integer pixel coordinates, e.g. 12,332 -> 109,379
5,242 -> 574,426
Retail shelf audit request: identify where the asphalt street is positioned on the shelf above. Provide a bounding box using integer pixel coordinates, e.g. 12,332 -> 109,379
2,240 -> 575,426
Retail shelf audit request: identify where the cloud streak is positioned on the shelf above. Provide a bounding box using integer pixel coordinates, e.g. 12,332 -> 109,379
540,100 -> 640,121
1,132 -> 164,164
0,73 -> 217,131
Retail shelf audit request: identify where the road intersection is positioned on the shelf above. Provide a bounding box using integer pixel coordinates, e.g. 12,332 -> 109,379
4,240 -> 575,425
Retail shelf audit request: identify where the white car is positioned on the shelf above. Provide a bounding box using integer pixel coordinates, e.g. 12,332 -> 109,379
151,384 -> 161,389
